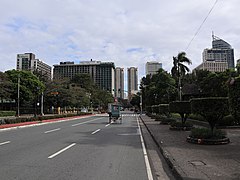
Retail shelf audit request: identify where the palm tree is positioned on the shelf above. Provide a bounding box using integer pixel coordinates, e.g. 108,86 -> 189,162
171,52 -> 192,101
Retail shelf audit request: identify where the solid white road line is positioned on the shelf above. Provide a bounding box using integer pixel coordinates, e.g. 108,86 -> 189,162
91,129 -> 101,135
136,117 -> 154,180
0,141 -> 11,146
48,143 -> 76,159
105,123 -> 111,127
44,128 -> 61,134
71,117 -> 104,127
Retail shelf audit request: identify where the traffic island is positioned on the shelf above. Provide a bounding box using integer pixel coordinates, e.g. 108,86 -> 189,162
186,127 -> 230,145
186,136 -> 230,145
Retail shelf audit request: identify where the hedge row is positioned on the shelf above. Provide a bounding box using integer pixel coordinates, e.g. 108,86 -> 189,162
0,111 -> 16,117
146,97 -> 234,129
0,112 -> 91,125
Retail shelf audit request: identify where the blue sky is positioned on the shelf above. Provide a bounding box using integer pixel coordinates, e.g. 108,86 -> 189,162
1,0 -> 240,85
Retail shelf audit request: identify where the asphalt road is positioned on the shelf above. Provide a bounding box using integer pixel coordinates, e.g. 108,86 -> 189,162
0,112 -> 153,180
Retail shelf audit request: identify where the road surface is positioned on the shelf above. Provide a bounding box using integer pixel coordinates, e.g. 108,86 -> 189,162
0,112 -> 157,180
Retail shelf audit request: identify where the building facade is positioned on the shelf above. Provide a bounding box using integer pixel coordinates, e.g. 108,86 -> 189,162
16,53 -> 52,80
127,67 -> 138,100
114,67 -> 124,99
194,61 -> 228,72
145,61 -> 162,75
53,60 -> 115,93
194,35 -> 235,72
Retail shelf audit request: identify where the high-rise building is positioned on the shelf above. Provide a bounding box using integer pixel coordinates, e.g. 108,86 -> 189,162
194,34 -> 235,72
127,67 -> 138,100
203,35 -> 234,68
53,60 -> 115,93
194,61 -> 228,73
146,61 -> 162,75
115,67 -> 124,99
16,53 -> 52,80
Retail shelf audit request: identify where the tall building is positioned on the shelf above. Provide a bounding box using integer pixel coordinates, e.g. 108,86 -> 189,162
53,60 -> 115,93
194,34 -> 235,72
127,67 -> 138,100
16,53 -> 52,80
115,67 -> 124,99
146,61 -> 162,75
194,61 -> 228,72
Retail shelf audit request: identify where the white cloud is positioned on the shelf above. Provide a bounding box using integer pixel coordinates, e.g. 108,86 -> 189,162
0,0 -> 240,84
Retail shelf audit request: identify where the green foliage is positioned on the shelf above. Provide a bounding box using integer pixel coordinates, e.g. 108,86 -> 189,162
0,111 -> 15,117
146,106 -> 152,114
170,121 -> 193,127
159,104 -> 170,117
130,93 -> 140,108
199,72 -> 229,97
5,70 -> 45,105
71,74 -> 93,90
160,117 -> 176,125
191,97 -> 229,135
3,113 -> 91,124
0,72 -> 13,100
218,115 -> 236,126
171,52 -> 192,79
141,68 -> 177,107
152,105 -> 159,114
228,76 -> 240,124
169,101 -> 191,125
188,114 -> 205,122
190,128 -> 226,139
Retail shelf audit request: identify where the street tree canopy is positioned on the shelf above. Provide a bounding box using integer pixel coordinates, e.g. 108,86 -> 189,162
5,70 -> 45,105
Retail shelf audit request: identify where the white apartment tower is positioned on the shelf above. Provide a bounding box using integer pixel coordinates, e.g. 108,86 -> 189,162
115,67 -> 124,99
16,53 -> 52,80
127,67 -> 138,100
146,61 -> 162,75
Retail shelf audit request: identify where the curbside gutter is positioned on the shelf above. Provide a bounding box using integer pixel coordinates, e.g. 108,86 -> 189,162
139,115 -> 185,180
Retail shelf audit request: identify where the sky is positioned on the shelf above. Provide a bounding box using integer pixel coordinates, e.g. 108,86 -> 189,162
1,0 -> 240,83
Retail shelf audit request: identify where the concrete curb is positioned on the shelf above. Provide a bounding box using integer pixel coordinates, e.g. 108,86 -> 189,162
139,115 -> 185,180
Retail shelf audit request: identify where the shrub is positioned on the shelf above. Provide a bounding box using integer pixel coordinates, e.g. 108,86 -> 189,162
191,97 -> 229,136
188,113 -> 205,122
189,128 -> 226,139
169,101 -> 191,125
170,121 -> 193,128
217,114 -> 236,126
146,106 -> 152,114
228,77 -> 240,124
0,111 -> 16,117
160,117 -> 176,125
152,105 -> 159,114
159,104 -> 170,117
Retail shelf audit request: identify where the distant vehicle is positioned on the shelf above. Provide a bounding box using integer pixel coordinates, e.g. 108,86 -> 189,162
108,103 -> 122,124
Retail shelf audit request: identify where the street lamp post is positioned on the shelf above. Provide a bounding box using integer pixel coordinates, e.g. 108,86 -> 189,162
41,92 -> 44,116
17,73 -> 20,117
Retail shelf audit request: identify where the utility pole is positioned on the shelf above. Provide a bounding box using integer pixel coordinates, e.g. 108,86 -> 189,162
41,92 -> 44,115
17,73 -> 20,117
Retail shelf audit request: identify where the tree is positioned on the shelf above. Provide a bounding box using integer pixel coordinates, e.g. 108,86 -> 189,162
141,68 -> 177,107
228,76 -> 240,124
6,70 -> 45,106
71,73 -> 94,90
171,52 -> 192,100
191,97 -> 229,136
0,72 -> 13,102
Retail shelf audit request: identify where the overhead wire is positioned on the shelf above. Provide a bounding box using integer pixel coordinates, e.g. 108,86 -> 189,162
185,0 -> 219,51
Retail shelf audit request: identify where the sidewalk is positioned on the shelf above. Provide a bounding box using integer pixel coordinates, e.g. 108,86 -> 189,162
140,115 -> 240,180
